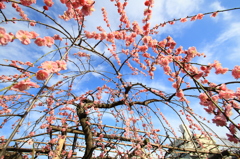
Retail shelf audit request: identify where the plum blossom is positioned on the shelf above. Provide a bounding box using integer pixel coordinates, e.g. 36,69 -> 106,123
229,124 -> 236,135
219,89 -> 235,100
29,31 -> 39,39
226,133 -> 239,143
211,12 -> 218,17
0,27 -> 11,45
41,61 -> 59,73
56,60 -> 67,70
35,37 -> 46,46
44,36 -> 54,47
81,0 -> 95,16
36,70 -> 49,80
0,2 -> 6,9
180,18 -> 188,23
29,131 -> 35,136
13,79 -> 39,91
196,13 -> 204,19
53,34 -> 62,41
224,105 -> 233,117
232,65 -> 240,79
212,113 -> 227,127
44,0 -> 54,7
20,0 -> 36,6
16,30 -> 32,45
176,89 -> 184,98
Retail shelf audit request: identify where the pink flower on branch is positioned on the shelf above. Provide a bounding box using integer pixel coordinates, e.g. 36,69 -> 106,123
219,89 -> 235,100
16,30 -> 32,45
20,0 -> 36,6
28,131 -> 35,136
56,60 -> 67,71
44,36 -> 54,47
196,13 -> 204,19
81,0 -> 95,16
232,65 -> 240,79
0,2 -> 6,9
52,34 -> 62,41
180,18 -> 188,23
211,12 -> 218,17
44,0 -> 54,7
13,79 -> 39,91
41,61 -> 59,73
226,133 -> 239,144
0,27 -> 11,45
29,31 -> 39,38
212,113 -> 227,127
36,70 -> 49,80
35,37 -> 46,46
41,61 -> 67,73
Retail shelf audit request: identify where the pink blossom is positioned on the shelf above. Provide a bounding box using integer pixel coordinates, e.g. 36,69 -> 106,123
40,123 -> 49,129
53,34 -> 62,41
44,36 -> 54,47
30,21 -> 36,26
44,0 -> 54,7
0,2 -> 6,9
196,13 -> 204,19
235,88 -> 240,100
190,15 -> 197,21
36,70 -> 49,80
0,27 -> 11,45
29,131 -> 35,136
229,124 -> 236,135
231,101 -> 240,109
41,61 -> 59,73
180,18 -> 188,23
13,79 -> 39,91
81,1 -> 95,16
232,65 -> 240,79
29,31 -> 39,38
56,60 -> 67,70
211,12 -> 218,17
212,113 -> 227,127
176,89 -> 184,98
219,89 -> 235,100
35,37 -> 46,46
138,45 -> 148,52
168,21 -> 175,25
215,67 -> 228,74
20,0 -> 36,6
224,105 -> 233,117
16,30 -> 32,45
142,52 -> 150,58
226,133 -> 239,143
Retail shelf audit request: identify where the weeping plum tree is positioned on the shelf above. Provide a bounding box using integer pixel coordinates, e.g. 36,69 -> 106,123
0,0 -> 240,158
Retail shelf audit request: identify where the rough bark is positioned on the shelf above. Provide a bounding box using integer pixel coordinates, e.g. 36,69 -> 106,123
77,106 -> 94,159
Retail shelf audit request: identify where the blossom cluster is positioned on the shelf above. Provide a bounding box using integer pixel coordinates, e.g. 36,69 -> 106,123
0,27 -> 61,47
12,79 -> 40,91
59,0 -> 95,21
0,27 -> 12,46
36,60 -> 67,80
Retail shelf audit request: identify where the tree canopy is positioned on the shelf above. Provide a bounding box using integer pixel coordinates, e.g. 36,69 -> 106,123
0,0 -> 240,158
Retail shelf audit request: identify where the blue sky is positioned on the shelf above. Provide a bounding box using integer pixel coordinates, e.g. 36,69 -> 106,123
1,0 -> 240,158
